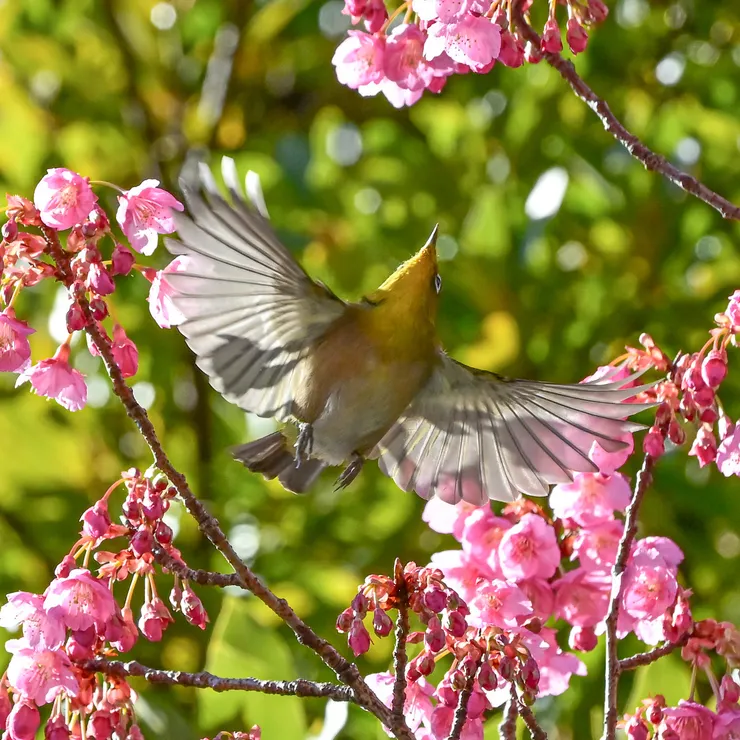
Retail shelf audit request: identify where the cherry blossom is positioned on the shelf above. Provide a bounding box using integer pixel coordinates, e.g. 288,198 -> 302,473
17,344 -> 87,412
0,309 -> 34,373
33,168 -> 98,230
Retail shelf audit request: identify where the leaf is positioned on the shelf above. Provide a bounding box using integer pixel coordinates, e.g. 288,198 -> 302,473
198,596 -> 306,739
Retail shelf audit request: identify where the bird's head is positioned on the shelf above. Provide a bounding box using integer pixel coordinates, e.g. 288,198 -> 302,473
366,225 -> 441,324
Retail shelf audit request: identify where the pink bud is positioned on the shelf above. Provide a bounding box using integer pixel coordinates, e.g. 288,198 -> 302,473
372,607 -> 393,637
702,350 -> 728,388
498,655 -> 515,681
587,0 -> 609,22
87,261 -> 116,296
7,701 -> 40,740
154,520 -> 173,545
81,500 -> 111,539
443,609 -> 467,638
415,651 -> 435,676
693,386 -> 715,409
477,661 -> 498,691
66,302 -> 87,332
348,618 -> 371,656
624,716 -> 649,740
0,688 -> 10,729
524,41 -> 542,63
89,711 -> 114,740
363,0 -> 387,33
568,626 -> 598,652
721,675 -> 740,704
351,592 -> 368,617
111,324 -> 139,379
2,220 -> 18,241
689,426 -> 717,467
423,586 -> 447,613
719,415 -> 735,440
182,585 -> 209,630
646,701 -> 663,725
667,419 -> 686,445
436,684 -> 457,707
140,488 -> 165,520
55,554 -> 76,578
45,716 -> 72,740
498,30 -> 525,67
541,17 -> 563,53
110,607 -> 138,653
643,428 -> 665,458
449,668 -> 466,690
111,243 -> 135,276
127,725 -> 145,740
424,626 -> 446,654
89,297 -> 108,321
566,17 -> 589,53
520,656 -> 540,691
130,526 -> 154,556
336,608 -> 353,633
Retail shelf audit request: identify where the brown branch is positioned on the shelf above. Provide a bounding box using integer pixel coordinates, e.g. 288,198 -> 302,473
151,544 -> 241,588
619,634 -> 690,672
498,685 -> 519,740
518,700 -> 548,740
392,559 -> 410,722
82,658 -> 354,702
601,453 -> 656,740
511,3 -> 740,222
448,667 -> 477,740
42,229 -> 414,740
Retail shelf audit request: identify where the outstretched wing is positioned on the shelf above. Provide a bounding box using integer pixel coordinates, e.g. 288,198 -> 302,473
373,353 -> 655,504
163,157 -> 346,421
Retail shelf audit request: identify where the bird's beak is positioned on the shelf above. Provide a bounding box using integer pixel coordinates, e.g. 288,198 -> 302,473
423,224 -> 439,255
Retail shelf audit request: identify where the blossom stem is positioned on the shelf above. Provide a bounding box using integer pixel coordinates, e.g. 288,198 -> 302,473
510,0 -> 740,221
81,658 -> 356,701
381,2 -> 408,33
5,280 -> 23,310
498,685 -> 519,739
90,180 -> 125,194
517,699 -> 548,740
601,453 -> 656,740
447,667 -> 477,740
391,558 -> 410,723
124,572 -> 140,610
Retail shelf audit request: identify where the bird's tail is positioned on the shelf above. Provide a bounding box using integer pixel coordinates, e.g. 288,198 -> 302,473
232,432 -> 326,493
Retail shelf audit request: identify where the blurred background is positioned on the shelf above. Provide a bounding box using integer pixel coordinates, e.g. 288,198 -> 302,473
1,0 -> 740,737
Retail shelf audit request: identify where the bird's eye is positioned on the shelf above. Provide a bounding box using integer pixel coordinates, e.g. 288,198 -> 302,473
434,274 -> 442,294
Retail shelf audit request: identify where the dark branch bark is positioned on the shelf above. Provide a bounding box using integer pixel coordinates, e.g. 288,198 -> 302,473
511,2 -> 740,221
448,669 -> 477,740
601,453 -> 656,740
498,685 -> 519,740
518,700 -> 548,740
392,559 -> 410,723
43,228 -> 414,740
82,658 -> 354,701
152,544 -> 241,588
619,634 -> 690,672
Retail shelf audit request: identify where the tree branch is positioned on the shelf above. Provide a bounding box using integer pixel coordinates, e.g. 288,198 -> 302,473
448,668 -> 477,740
82,658 -> 354,701
518,700 -> 548,740
392,559 -> 410,723
151,544 -> 241,588
510,3 -> 740,221
601,453 -> 656,740
498,685 -> 519,740
619,634 -> 690,672
42,228 -> 414,740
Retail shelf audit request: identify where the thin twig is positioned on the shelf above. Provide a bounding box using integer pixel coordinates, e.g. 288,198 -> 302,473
392,559 -> 410,722
619,634 -> 690,672
601,453 -> 656,740
448,668 -> 477,740
151,544 -> 241,588
518,700 -> 548,740
511,2 -> 740,222
82,658 -> 354,701
498,685 -> 519,740
42,229 -> 414,740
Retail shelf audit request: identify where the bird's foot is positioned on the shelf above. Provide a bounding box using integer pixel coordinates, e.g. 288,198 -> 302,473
335,453 -> 364,491
294,423 -> 314,468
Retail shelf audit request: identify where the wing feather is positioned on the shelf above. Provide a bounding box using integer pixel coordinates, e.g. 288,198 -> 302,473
375,353 -> 655,503
163,157 -> 345,420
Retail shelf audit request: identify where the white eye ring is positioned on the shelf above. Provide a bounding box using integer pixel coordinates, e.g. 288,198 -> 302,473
434,274 -> 442,294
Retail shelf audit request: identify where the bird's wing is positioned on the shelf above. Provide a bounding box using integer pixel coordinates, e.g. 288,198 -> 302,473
373,353 -> 655,504
163,157 -> 346,421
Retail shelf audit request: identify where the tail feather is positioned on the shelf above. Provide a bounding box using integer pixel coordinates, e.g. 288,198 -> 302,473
232,432 -> 326,493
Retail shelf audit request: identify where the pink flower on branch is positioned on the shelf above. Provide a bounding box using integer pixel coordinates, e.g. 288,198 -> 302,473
717,424 -> 740,476
0,592 -> 65,651
550,472 -> 631,526
116,179 -> 184,256
498,513 -> 560,581
43,568 -> 118,634
17,344 -> 87,412
33,168 -> 98,230
424,15 -> 501,72
5,646 -> 79,705
332,31 -> 386,89
0,309 -> 34,373
147,256 -> 191,328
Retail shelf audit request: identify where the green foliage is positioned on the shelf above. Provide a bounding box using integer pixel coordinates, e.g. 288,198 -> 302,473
1,0 -> 740,737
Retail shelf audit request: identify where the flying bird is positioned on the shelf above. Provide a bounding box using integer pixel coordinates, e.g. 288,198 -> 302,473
163,158 -> 652,505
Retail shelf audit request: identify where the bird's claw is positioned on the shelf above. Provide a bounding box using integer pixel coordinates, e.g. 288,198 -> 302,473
334,453 -> 364,491
295,423 -> 314,468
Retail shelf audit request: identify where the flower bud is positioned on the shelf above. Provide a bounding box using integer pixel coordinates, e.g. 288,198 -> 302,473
449,668 -> 466,691
416,650 -> 435,676
568,626 -> 598,652
498,655 -> 515,681
154,520 -> 173,545
566,17 -> 589,53
7,700 -> 40,740
701,350 -> 728,388
624,716 -> 649,740
477,661 -> 499,691
520,656 -> 540,692
81,500 -> 111,539
423,586 -> 447,613
348,618 -> 371,656
55,554 -> 76,578
721,675 -> 740,705
182,585 -> 209,630
130,526 -> 154,557
586,0 -> 609,22
90,297 -> 109,321
498,30 -> 525,67
667,419 -> 686,446
45,716 -> 72,740
424,626 -> 446,654
372,607 -> 393,637
2,219 -> 18,241
541,17 -> 563,53
66,302 -> 87,333
524,41 -> 542,64
643,428 -> 665,458
443,609 -> 467,638
646,700 -> 663,725
336,608 -> 353,633
351,592 -> 368,618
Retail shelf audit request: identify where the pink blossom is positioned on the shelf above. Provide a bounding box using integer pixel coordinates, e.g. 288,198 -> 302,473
518,578 -> 555,620
429,704 -> 483,740
429,549 -> 492,604
633,537 -> 684,569
6,646 -> 79,705
468,580 -> 532,629
181,585 -> 209,630
111,324 -> 138,378
116,180 -> 183,256
715,707 -> 740,739
365,673 -> 434,734
690,426 -> 717,467
622,550 -> 678,621
0,309 -> 34,373
624,715 -> 650,740
5,700 -> 40,740
550,472 -> 631,526
422,498 -> 480,540
725,290 -> 740,330
148,256 -> 191,328
498,513 -> 560,581
138,597 -> 174,642
460,507 -> 511,576
572,519 -> 623,571
0,592 -> 65,650
589,433 -> 634,474
385,24 -> 431,91
498,30 -> 525,67
87,261 -> 115,296
424,15 -> 501,72
553,568 -> 610,627
658,701 -> 714,740
568,625 -> 598,652
33,168 -> 98,230
17,345 -> 87,412
332,31 -> 386,89
413,0 -> 472,23
717,425 -> 740,476
358,78 -> 426,108
111,242 -> 135,276
43,568 -> 117,634
540,17 -> 563,53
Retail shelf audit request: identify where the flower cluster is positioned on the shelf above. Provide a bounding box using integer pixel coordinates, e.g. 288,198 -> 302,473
332,0 -> 608,107
1,167 -> 184,412
0,468 -> 208,739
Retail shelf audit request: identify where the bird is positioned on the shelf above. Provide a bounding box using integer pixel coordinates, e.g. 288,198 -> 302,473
162,157 -> 654,505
